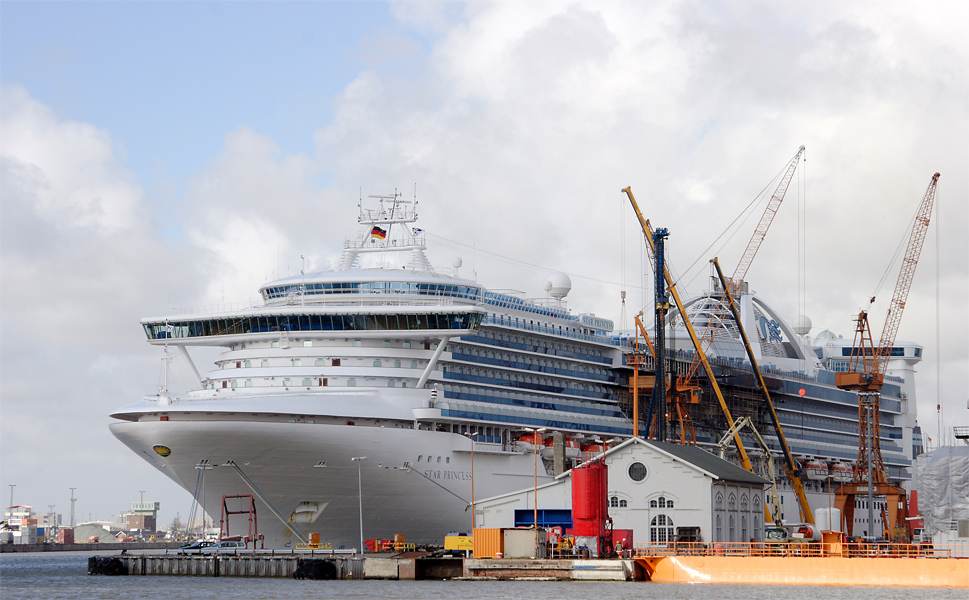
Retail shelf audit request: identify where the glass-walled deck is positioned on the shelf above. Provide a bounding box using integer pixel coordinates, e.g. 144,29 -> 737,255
144,311 -> 484,340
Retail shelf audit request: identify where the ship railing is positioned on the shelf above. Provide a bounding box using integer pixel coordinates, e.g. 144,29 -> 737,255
170,302 -> 258,315
630,540 -> 965,559
483,315 -> 621,348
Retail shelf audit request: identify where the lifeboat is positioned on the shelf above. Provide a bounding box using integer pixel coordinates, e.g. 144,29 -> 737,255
831,462 -> 854,482
803,460 -> 829,480
515,431 -> 545,452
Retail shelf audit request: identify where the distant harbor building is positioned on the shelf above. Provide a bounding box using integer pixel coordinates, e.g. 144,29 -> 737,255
122,501 -> 159,532
2,505 -> 39,545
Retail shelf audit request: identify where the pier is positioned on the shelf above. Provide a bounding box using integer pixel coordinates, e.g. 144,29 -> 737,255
88,542 -> 969,587
91,553 -> 634,580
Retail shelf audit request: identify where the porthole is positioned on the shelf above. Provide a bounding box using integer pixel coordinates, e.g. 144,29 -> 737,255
628,461 -> 648,482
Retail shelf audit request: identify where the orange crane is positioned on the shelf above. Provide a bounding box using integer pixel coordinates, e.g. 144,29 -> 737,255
626,311 -> 696,442
834,172 -> 940,541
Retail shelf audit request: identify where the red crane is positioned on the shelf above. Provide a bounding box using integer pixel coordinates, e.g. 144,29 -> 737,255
834,172 -> 940,541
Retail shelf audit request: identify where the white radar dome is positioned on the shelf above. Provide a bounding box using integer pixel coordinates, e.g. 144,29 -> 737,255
452,257 -> 463,269
545,272 -> 572,301
794,314 -> 812,335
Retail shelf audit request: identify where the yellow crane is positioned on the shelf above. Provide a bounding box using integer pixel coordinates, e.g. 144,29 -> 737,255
622,187 -> 754,472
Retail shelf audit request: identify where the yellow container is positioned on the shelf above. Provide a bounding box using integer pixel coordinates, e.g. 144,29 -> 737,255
472,528 -> 504,559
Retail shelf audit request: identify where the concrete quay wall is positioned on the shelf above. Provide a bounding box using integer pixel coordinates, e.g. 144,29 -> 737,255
98,554 -> 635,580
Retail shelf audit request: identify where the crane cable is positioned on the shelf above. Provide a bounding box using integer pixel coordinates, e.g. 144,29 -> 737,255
671,162 -> 792,295
935,181 -> 943,445
869,190 -> 929,305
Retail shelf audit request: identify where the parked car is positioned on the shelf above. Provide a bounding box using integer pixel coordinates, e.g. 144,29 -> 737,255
178,540 -> 215,554
201,540 -> 247,553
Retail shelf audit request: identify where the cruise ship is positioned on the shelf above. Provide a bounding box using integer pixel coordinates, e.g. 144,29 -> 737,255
110,191 -> 921,547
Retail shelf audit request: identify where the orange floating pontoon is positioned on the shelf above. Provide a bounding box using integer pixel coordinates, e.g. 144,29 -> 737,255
633,538 -> 968,588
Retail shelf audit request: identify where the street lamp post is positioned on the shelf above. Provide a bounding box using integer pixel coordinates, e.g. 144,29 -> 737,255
351,457 -> 367,556
524,427 -> 547,558
463,432 -> 480,533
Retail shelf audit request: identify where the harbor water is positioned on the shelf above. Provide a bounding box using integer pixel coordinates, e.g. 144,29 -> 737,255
1,552 -> 964,600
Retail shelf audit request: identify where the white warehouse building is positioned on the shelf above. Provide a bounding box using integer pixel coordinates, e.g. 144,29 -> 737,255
474,437 -> 769,546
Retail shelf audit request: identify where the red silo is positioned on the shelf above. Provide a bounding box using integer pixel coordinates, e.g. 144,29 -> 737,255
572,460 -> 608,538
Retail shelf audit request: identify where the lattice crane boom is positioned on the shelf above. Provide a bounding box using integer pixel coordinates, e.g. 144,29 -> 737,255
681,146 -> 806,385
729,145 -> 806,293
875,172 -> 940,374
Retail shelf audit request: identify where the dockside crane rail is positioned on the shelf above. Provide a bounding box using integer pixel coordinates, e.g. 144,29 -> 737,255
622,186 -> 753,470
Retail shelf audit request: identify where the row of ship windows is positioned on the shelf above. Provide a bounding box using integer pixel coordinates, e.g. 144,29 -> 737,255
231,340 -> 430,351
208,378 -> 410,389
467,331 -> 613,366
439,408 -> 631,436
443,387 -> 625,419
443,370 -> 619,403
452,348 -> 615,382
259,282 -> 573,322
262,282 -> 482,301
473,329 -> 608,359
227,358 -> 420,369
445,364 -> 611,393
144,312 -> 482,340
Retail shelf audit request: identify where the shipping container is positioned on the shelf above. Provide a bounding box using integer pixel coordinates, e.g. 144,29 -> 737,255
472,527 -> 504,559
57,528 -> 75,544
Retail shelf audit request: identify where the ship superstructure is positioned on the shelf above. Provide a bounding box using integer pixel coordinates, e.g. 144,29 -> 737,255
111,192 -> 922,547
111,192 -> 629,548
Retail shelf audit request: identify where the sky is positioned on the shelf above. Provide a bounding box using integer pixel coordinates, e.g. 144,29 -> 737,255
1,1 -> 967,531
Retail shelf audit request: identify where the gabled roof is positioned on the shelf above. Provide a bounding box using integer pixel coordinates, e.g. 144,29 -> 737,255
476,437 -> 767,507
640,439 -> 769,485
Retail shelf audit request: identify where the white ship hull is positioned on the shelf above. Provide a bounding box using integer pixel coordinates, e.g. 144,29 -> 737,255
111,414 -> 552,549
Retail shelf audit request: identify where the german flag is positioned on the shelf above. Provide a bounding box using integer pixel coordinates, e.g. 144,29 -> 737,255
370,226 -> 387,240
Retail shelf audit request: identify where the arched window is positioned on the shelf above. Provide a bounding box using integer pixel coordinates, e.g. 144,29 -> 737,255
742,515 -> 748,541
650,514 -> 675,544
715,493 -> 724,509
610,496 -> 619,508
729,515 -> 736,542
728,494 -> 737,510
753,495 -> 762,541
716,515 -> 722,541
